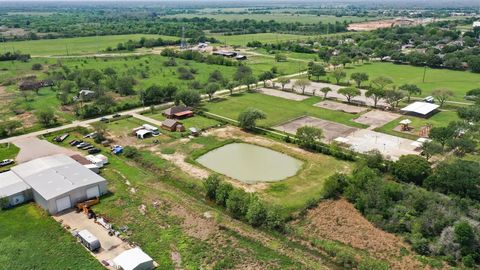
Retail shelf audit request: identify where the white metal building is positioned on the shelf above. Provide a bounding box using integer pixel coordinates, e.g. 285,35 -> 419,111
113,247 -> 154,270
0,171 -> 32,207
401,102 -> 439,117
9,154 -> 108,214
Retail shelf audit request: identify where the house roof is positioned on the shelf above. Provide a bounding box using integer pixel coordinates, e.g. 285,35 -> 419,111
173,110 -> 193,117
162,119 -> 179,128
113,247 -> 153,270
0,171 -> 30,197
401,102 -> 439,116
11,154 -> 106,200
163,105 -> 190,115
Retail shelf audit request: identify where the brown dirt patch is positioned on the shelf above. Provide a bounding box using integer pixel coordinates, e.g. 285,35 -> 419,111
314,100 -> 367,114
169,203 -> 219,241
302,198 -> 437,270
10,111 -> 37,128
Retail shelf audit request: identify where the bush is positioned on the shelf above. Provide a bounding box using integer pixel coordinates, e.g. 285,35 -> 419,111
322,173 -> 347,199
392,155 -> 431,185
31,63 -> 42,70
204,174 -> 221,200
215,182 -> 233,207
226,189 -> 249,219
246,196 -> 267,227
123,146 -> 140,159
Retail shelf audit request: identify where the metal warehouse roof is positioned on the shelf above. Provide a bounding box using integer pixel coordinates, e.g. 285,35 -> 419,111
113,247 -> 154,270
0,171 -> 31,197
11,154 -> 106,200
401,102 -> 439,116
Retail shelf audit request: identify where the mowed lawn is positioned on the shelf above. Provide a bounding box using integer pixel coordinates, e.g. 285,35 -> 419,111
0,204 -> 103,270
1,34 -> 179,56
0,143 -> 19,172
335,62 -> 480,102
375,110 -> 460,140
202,92 -> 366,128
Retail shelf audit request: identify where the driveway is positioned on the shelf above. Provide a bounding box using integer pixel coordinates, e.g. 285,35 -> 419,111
54,210 -> 131,268
13,137 -> 78,163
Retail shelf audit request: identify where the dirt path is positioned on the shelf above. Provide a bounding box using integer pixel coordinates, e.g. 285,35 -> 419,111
157,151 -> 209,179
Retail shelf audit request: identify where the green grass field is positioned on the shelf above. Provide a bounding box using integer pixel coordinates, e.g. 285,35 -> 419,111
208,33 -> 310,46
0,34 -> 178,56
202,92 -> 366,128
167,13 -> 384,24
335,62 -> 480,102
0,143 -> 19,172
0,204 -> 103,270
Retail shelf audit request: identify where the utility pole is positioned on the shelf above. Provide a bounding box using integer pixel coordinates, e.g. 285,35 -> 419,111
422,65 -> 427,83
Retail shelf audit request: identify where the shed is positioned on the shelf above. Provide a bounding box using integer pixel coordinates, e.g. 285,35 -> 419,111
162,119 -> 181,132
86,154 -> 108,168
10,154 -> 108,214
142,124 -> 160,135
0,171 -> 32,207
401,102 -> 439,117
113,247 -> 154,270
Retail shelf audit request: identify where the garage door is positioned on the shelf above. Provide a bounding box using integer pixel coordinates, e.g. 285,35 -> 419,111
86,186 -> 100,199
56,196 -> 71,212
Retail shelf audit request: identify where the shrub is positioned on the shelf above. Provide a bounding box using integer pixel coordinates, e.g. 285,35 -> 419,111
215,182 -> 233,207
392,155 -> 431,185
204,174 -> 221,200
226,189 -> 249,219
31,63 -> 42,70
123,146 -> 140,159
322,173 -> 348,199
246,196 -> 267,227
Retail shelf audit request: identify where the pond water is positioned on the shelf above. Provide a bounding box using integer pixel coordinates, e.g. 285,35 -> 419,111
196,143 -> 303,183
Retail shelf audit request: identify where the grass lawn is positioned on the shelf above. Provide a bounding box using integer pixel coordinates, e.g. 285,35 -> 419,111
0,204 -> 103,270
202,92 -> 366,128
331,62 -> 480,102
0,34 -> 179,56
0,143 -> 19,172
145,112 -> 221,130
207,33 -> 310,46
375,110 -> 460,140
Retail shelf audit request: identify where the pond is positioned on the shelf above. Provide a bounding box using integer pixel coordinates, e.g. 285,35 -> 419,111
196,143 -> 303,183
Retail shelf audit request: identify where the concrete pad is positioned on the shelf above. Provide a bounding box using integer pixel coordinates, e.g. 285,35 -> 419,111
344,129 -> 418,160
54,210 -> 131,268
257,88 -> 309,101
14,137 -> 77,163
314,100 -> 367,114
353,110 -> 401,128
274,116 -> 358,142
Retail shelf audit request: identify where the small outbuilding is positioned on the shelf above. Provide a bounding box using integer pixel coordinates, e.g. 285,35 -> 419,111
136,129 -> 153,139
0,171 -> 32,207
401,102 -> 439,118
113,247 -> 154,270
142,124 -> 160,135
161,119 -> 181,132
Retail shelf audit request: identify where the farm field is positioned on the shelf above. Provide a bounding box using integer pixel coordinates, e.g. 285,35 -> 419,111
0,204 -> 103,270
0,34 -> 179,56
167,13 -> 384,24
333,62 -> 480,102
207,33 -> 310,46
202,92 -> 366,128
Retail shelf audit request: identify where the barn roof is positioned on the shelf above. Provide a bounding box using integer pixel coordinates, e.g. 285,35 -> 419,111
401,102 -> 439,116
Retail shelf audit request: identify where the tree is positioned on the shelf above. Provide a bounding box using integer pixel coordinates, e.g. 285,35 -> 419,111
246,196 -> 267,227
36,109 -> 57,128
432,88 -> 454,107
208,70 -> 225,85
234,65 -> 252,82
467,56 -> 480,73
309,63 -> 326,81
116,76 -> 135,96
338,87 -> 361,103
399,84 -> 422,102
175,90 -> 201,107
258,71 -> 275,87
215,182 -> 233,207
392,155 -> 432,185
371,76 -> 393,91
277,77 -> 291,91
454,222 -> 475,250
384,89 -> 405,109
31,63 -> 42,70
421,141 -> 443,161
296,126 -> 324,148
241,75 -> 258,92
226,189 -> 249,219
365,88 -> 385,108
0,120 -> 21,137
350,72 -> 369,88
204,82 -> 220,101
204,174 -> 221,200
429,125 -> 456,147
226,81 -> 238,95
332,68 -> 346,84
294,79 -> 311,95
238,108 -> 266,130
320,87 -> 332,99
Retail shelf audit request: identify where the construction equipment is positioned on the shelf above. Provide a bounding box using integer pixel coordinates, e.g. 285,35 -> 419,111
75,197 -> 100,218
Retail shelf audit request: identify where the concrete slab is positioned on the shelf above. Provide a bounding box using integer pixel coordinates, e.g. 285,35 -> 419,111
314,100 -> 367,114
353,110 -> 401,129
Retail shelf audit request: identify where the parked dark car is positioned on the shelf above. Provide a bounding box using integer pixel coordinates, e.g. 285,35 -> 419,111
88,148 -> 101,154
100,117 -> 109,122
112,114 -> 121,118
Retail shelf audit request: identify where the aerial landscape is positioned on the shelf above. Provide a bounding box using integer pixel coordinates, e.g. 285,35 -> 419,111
1,0 -> 480,269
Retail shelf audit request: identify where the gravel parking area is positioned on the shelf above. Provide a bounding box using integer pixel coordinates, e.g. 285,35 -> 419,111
314,100 -> 367,114
274,116 -> 359,142
257,88 -> 310,101
14,137 -> 77,163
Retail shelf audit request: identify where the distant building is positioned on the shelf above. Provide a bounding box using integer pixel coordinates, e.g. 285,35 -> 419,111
473,21 -> 480,28
163,105 -> 194,119
212,50 -> 237,57
161,119 -> 182,132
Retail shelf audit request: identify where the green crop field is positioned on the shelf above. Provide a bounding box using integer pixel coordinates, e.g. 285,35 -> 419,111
0,204 -> 103,270
333,62 -> 480,102
0,34 -> 179,56
202,92 -> 366,128
167,13 -> 384,24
